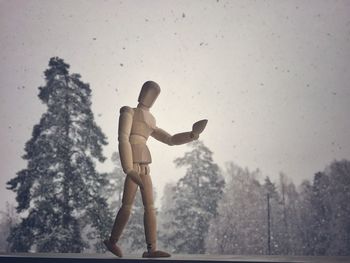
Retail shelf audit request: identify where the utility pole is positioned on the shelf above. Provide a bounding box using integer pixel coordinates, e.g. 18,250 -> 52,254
267,193 -> 271,255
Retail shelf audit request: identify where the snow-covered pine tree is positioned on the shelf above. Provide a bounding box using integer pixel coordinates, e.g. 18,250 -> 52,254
325,160 -> 350,256
278,174 -> 304,255
206,163 -> 266,255
7,57 -> 110,252
298,179 -> 315,255
264,176 -> 285,255
0,203 -> 19,252
296,160 -> 350,256
105,153 -> 125,211
309,160 -> 350,256
162,140 -> 225,254
310,171 -> 332,255
158,182 -> 177,250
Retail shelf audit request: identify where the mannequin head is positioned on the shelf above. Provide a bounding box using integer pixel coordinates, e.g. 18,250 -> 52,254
138,81 -> 161,108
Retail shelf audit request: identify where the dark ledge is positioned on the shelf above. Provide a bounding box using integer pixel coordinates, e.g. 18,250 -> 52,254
0,253 -> 349,263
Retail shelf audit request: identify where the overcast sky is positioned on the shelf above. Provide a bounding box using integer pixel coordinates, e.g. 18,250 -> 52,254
1,0 -> 350,211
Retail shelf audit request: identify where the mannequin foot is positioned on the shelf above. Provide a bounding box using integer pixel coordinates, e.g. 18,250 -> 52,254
142,250 -> 171,258
103,239 -> 123,257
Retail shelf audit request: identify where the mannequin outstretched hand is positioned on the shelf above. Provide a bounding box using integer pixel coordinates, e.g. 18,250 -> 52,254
191,119 -> 208,139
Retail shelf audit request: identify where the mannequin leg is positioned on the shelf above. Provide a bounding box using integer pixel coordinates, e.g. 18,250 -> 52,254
110,164 -> 139,243
139,164 -> 157,252
139,164 -> 170,258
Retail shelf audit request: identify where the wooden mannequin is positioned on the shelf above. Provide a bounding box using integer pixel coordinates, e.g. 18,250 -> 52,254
104,81 -> 207,258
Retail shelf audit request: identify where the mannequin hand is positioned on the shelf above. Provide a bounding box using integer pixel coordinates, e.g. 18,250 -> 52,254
127,170 -> 144,190
192,119 -> 208,136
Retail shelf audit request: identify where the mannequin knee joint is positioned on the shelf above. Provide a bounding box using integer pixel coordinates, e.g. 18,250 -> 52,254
121,204 -> 132,212
144,204 -> 155,212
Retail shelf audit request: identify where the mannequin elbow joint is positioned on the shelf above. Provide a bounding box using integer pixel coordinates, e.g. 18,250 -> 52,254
118,134 -> 129,142
168,138 -> 175,146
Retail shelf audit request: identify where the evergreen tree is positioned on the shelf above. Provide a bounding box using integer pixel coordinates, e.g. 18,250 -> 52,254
0,203 -> 19,252
310,171 -> 332,255
298,180 -> 315,255
279,175 -> 304,255
206,163 -> 266,255
106,153 -> 125,210
7,57 -> 109,252
309,160 -> 350,256
162,140 -> 224,254
294,159 -> 350,256
158,182 -> 177,250
326,160 -> 350,256
278,173 -> 289,254
263,176 -> 285,255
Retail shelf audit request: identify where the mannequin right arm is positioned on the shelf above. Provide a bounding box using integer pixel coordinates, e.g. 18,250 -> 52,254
118,106 -> 134,173
118,106 -> 143,188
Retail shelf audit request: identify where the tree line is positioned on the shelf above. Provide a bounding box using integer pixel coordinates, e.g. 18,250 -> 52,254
158,147 -> 350,256
2,57 -> 349,255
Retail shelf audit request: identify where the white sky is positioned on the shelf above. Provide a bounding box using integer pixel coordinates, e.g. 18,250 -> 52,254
1,0 -> 350,211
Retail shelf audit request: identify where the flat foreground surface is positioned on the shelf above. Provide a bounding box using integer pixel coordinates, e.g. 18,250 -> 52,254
0,253 -> 349,263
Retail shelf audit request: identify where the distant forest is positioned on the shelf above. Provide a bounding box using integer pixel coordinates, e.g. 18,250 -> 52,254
1,57 -> 349,256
